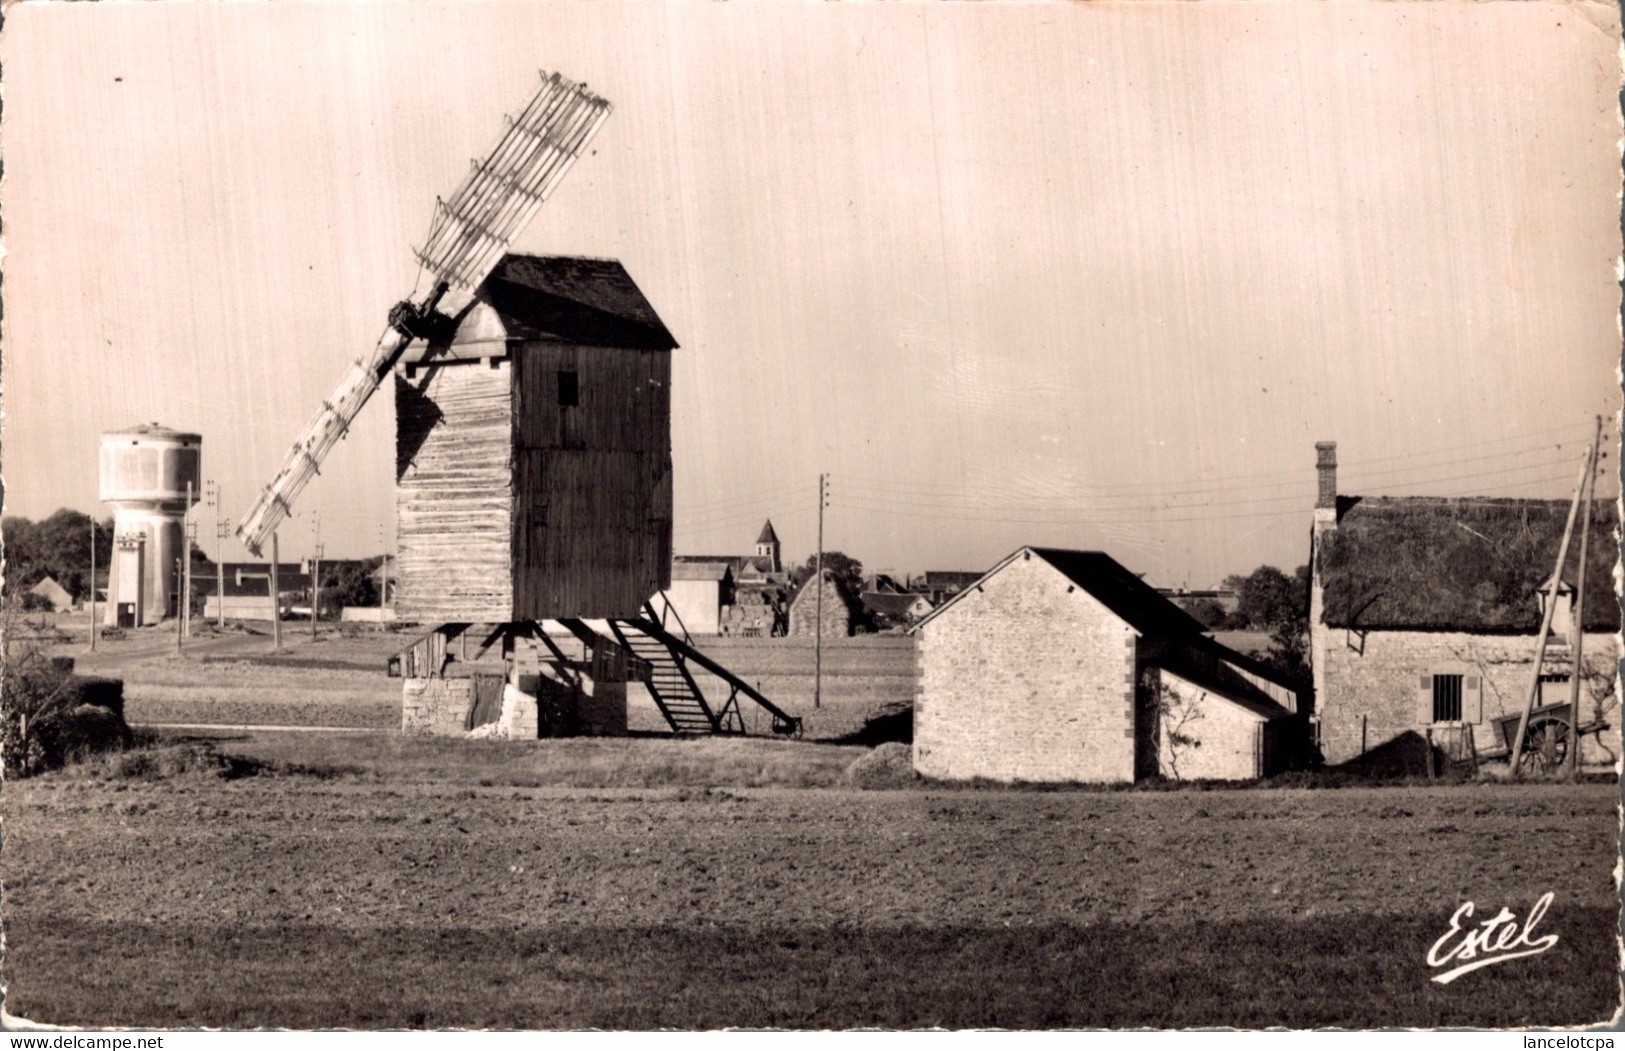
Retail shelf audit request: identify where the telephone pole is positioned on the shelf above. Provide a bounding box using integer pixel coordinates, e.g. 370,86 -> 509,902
182,481 -> 194,639
89,519 -> 98,652
174,558 -> 184,654
209,480 -> 227,628
1564,417 -> 1604,781
814,472 -> 828,710
312,541 -> 324,639
379,524 -> 389,613
270,531 -> 282,654
1509,446 -> 1594,776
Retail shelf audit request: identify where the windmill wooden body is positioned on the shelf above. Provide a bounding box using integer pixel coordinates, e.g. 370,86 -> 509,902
239,73 -> 798,738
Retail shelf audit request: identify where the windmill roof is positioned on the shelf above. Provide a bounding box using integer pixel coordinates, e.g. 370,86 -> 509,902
1317,496 -> 1620,633
756,519 -> 780,545
476,255 -> 677,351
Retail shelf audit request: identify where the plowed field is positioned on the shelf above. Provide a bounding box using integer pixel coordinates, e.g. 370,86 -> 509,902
2,732 -> 1616,1029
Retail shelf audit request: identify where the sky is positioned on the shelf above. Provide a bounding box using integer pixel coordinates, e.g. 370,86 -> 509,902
3,0 -> 1620,587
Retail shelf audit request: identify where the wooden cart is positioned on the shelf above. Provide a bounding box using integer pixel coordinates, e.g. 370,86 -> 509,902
1475,702 -> 1610,774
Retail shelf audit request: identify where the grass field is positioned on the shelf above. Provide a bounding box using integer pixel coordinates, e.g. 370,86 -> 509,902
58,622 -> 916,741
2,731 -> 1618,1029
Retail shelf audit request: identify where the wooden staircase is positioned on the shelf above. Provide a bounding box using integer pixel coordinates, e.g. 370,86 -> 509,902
557,607 -> 800,737
609,620 -> 730,734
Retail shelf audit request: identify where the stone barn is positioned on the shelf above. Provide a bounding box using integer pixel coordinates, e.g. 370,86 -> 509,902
1309,442 -> 1620,766
788,569 -> 858,638
911,547 -> 1301,783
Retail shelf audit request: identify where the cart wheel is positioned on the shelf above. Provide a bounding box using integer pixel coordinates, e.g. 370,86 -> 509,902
1519,719 -> 1570,775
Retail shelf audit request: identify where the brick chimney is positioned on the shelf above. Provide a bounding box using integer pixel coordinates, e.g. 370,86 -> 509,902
1315,441 -> 1337,510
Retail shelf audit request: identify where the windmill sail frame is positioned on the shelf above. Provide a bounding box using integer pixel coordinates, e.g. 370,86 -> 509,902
235,71 -> 611,557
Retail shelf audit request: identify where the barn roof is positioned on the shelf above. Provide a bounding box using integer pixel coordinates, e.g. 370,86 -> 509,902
1317,496 -> 1620,633
912,547 -> 1209,639
670,561 -> 734,583
475,255 -> 678,350
1029,549 -> 1211,638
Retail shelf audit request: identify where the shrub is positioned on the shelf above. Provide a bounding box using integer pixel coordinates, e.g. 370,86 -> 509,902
3,638 -> 131,777
843,742 -> 918,788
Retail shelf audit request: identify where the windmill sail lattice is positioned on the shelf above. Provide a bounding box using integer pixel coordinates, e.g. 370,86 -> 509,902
236,73 -> 611,556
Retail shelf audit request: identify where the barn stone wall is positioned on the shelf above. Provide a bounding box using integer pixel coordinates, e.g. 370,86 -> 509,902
1148,668 -> 1268,781
789,574 -> 853,638
401,677 -> 476,736
401,672 -> 626,737
1314,628 -> 1619,765
913,554 -> 1138,783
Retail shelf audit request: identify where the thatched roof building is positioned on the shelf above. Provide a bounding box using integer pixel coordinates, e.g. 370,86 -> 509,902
1317,496 -> 1618,634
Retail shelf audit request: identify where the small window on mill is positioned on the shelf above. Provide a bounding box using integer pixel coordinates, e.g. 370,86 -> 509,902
1432,674 -> 1463,723
557,370 -> 579,407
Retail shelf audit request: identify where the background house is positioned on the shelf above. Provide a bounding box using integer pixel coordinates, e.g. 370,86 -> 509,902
858,590 -> 933,631
200,562 -> 307,621
1309,441 -> 1620,765
911,547 -> 1300,784
910,570 -> 984,606
652,560 -> 734,635
27,576 -> 75,613
669,520 -> 788,636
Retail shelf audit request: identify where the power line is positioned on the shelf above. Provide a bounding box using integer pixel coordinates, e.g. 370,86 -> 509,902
840,432 -> 1611,505
829,467 -> 1583,529
829,455 -> 1590,521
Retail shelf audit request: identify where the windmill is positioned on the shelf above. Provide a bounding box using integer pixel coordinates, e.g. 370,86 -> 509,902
238,71 -> 799,738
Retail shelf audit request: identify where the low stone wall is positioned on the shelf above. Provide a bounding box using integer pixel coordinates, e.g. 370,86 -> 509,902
403,673 -> 627,738
401,677 -> 476,736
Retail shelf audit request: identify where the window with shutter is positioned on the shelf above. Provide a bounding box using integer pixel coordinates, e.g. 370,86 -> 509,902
1415,675 -> 1434,728
1465,675 -> 1482,723
1431,674 -> 1464,723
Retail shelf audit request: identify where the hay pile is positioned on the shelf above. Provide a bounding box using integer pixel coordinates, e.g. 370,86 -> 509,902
842,742 -> 918,788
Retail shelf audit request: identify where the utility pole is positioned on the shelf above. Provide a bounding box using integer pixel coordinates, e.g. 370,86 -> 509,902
310,511 -> 322,639
814,472 -> 827,710
270,531 -> 282,654
174,558 -> 184,654
89,519 -> 98,652
1509,446 -> 1594,776
379,524 -> 388,614
312,542 -> 324,639
209,480 -> 227,628
183,480 -> 195,639
1564,416 -> 1604,781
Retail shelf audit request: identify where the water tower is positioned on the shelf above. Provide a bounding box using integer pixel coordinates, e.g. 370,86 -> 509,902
98,423 -> 200,627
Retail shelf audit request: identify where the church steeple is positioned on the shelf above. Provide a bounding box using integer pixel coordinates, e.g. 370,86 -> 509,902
755,519 -> 781,574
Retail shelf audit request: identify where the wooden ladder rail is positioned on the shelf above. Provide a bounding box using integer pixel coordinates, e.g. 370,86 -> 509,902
607,618 -> 723,733
620,614 -> 802,735
554,618 -> 711,734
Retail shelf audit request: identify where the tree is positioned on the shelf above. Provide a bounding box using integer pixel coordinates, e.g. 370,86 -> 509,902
1178,597 -> 1229,629
324,558 -> 382,610
1216,563 -> 1312,687
1222,564 -> 1308,632
3,510 -> 114,600
789,550 -> 864,599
